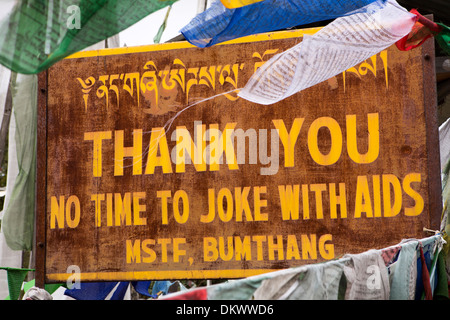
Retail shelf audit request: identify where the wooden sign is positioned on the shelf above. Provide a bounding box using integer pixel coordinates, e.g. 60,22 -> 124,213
36,28 -> 441,284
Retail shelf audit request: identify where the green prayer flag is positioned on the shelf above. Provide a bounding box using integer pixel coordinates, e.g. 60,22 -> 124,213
433,251 -> 449,300
1,73 -> 37,251
7,270 -> 28,300
153,5 -> 172,44
0,0 -> 177,74
0,267 -> 33,300
436,23 -> 450,56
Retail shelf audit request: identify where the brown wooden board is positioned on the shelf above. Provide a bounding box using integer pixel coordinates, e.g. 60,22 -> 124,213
36,28 -> 441,283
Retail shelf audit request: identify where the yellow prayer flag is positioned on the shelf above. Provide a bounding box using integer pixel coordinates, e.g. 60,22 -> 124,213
220,0 -> 265,9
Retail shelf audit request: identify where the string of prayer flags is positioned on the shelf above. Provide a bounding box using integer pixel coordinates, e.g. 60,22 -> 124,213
238,0 -> 417,105
180,0 -> 386,48
0,0 -> 177,74
160,235 -> 444,300
220,0 -> 265,8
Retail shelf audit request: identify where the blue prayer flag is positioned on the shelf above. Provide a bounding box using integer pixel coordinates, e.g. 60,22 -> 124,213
181,0 -> 387,48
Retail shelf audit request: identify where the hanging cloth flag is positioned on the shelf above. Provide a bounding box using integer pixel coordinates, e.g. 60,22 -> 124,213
384,8 -> 450,59
153,5 -> 172,44
181,0 -> 386,48
396,9 -> 442,51
160,235 -> 443,300
220,0 -> 265,8
0,267 -> 33,300
0,0 -> 177,74
1,73 -> 37,251
64,282 -> 128,300
436,23 -> 450,56
238,0 -> 417,105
